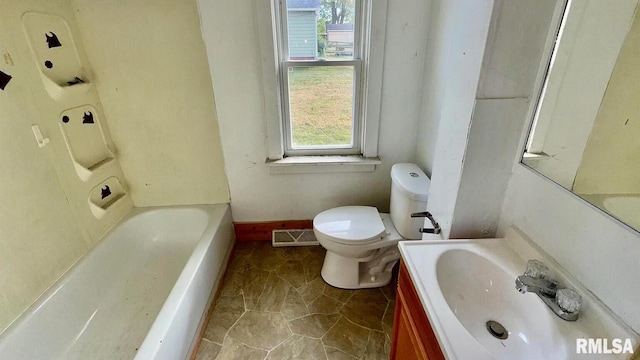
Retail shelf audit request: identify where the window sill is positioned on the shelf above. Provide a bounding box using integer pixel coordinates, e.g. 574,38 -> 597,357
522,152 -> 550,161
266,155 -> 381,174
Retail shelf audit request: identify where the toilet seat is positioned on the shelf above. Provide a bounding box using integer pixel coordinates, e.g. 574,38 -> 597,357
313,206 -> 385,245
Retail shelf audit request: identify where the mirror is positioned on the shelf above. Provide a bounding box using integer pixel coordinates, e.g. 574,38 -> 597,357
522,0 -> 640,231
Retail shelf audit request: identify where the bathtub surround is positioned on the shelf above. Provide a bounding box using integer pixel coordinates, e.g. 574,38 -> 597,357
0,0 -> 133,334
72,0 -> 230,207
0,0 -> 231,339
196,242 -> 394,360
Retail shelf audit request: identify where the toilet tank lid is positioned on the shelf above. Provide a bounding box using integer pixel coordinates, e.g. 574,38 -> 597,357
391,163 -> 430,201
313,206 -> 385,243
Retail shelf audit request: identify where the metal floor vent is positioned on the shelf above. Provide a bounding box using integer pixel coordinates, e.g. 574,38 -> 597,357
272,229 -> 319,247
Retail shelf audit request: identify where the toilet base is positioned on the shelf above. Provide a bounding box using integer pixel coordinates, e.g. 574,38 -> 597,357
320,249 -> 397,289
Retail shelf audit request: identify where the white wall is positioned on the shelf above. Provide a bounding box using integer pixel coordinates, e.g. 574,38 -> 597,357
197,0 -> 431,222
447,0 -> 558,238
500,166 -> 640,332
451,98 -> 529,238
414,0 -> 444,176
73,0 -> 230,207
413,0 -> 494,239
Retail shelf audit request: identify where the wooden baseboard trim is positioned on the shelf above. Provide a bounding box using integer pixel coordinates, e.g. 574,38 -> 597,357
234,220 -> 313,242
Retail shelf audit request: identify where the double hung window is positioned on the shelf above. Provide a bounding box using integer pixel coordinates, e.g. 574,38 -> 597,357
274,0 -> 368,156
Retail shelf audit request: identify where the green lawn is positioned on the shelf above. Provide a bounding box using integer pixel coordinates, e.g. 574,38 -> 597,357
288,66 -> 354,147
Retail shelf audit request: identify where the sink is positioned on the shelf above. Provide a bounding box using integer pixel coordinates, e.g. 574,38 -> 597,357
398,228 -> 638,360
436,249 -> 568,359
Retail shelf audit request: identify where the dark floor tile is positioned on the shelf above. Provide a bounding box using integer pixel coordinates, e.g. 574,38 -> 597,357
203,293 -> 245,344
276,259 -> 307,289
227,311 -> 292,350
339,289 -> 388,331
251,271 -> 292,312
195,339 -> 222,360
308,295 -> 342,314
266,335 -> 326,360
322,317 -> 370,358
362,330 -> 388,360
288,313 -> 340,338
281,288 -> 310,320
216,336 -> 267,360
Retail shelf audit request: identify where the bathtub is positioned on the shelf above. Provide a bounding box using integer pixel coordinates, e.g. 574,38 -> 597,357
0,204 -> 234,360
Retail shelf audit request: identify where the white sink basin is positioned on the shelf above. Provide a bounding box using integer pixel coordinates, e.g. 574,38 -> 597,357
398,228 -> 638,360
436,249 -> 567,359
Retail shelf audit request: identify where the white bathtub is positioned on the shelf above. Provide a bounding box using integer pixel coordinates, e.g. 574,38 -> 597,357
0,204 -> 234,360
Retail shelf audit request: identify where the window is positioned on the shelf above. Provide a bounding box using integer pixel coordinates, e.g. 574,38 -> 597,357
274,0 -> 370,157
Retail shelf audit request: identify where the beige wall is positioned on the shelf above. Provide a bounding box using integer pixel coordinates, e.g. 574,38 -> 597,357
73,0 -> 230,207
0,1 -> 133,333
574,9 -> 640,195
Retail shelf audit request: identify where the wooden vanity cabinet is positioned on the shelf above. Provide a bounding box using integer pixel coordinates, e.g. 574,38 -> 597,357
391,261 -> 445,360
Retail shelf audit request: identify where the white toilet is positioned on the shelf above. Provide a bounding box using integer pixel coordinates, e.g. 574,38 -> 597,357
313,163 -> 430,289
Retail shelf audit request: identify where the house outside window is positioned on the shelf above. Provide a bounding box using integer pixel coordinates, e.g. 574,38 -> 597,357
287,0 -> 321,60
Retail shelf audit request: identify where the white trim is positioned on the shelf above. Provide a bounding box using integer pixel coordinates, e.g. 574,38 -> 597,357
287,7 -> 319,11
257,0 -> 285,160
266,155 -> 380,174
525,0 -> 574,154
361,0 -> 386,157
279,0 -> 363,156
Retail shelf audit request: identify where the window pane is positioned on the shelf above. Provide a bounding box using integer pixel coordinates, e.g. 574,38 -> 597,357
288,66 -> 355,148
286,0 -> 356,60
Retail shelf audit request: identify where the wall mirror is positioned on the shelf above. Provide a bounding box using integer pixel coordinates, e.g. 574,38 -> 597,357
522,0 -> 640,232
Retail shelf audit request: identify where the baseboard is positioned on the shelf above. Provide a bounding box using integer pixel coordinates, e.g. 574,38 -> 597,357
234,220 -> 313,241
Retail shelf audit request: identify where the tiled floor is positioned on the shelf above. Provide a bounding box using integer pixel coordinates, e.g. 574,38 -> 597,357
195,241 -> 397,360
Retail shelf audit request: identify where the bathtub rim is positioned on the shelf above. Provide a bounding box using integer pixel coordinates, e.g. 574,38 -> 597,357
134,203 -> 234,359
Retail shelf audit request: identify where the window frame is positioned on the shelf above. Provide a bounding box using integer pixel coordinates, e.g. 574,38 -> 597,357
277,0 -> 365,156
258,0 -> 387,162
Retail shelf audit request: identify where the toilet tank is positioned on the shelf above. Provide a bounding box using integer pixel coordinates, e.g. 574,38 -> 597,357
390,163 -> 430,239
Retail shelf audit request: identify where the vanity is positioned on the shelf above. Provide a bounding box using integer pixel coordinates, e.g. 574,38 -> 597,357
391,260 -> 444,360
390,228 -> 638,359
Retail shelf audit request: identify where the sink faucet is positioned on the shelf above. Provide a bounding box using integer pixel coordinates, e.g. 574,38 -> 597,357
515,274 -> 558,298
515,260 -> 582,321
410,211 -> 441,234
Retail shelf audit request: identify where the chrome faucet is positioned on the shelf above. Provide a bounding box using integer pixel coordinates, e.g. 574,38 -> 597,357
515,260 -> 582,321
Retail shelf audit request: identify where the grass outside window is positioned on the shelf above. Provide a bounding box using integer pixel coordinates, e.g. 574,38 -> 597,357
288,66 -> 355,147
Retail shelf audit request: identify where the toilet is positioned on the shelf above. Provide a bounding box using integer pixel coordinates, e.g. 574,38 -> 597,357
313,163 -> 430,289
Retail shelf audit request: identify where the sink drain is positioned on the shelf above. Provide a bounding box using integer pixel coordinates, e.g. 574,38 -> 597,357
486,320 -> 508,340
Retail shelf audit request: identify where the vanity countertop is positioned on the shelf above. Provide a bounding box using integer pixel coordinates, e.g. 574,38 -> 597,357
398,228 -> 639,360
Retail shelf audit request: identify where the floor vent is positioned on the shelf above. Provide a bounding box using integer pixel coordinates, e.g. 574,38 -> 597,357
272,229 -> 319,247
